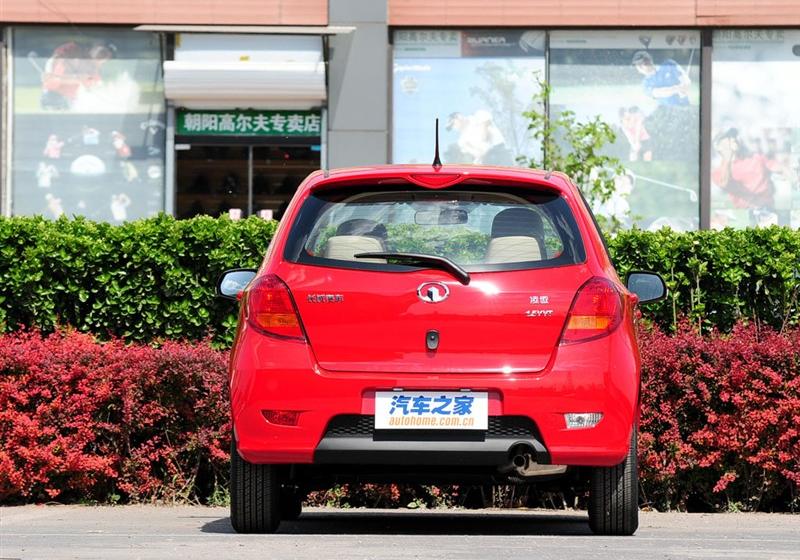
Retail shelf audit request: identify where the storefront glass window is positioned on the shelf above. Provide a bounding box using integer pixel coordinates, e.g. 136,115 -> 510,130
10,27 -> 166,221
392,29 -> 545,166
710,30 -> 800,229
175,144 -> 321,220
549,30 -> 701,230
173,108 -> 322,219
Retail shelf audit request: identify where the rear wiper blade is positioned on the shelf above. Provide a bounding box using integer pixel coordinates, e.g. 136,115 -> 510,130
354,252 -> 470,285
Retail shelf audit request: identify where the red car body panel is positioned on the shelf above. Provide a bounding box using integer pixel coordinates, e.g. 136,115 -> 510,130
286,264 -> 589,373
229,165 -> 640,469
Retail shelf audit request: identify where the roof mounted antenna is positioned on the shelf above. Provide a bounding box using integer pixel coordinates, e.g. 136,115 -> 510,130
432,118 -> 442,170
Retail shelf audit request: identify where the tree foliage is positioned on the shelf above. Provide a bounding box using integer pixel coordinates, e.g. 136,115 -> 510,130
519,79 -> 625,229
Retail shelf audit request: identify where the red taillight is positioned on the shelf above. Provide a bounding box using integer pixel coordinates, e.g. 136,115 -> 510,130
560,277 -> 623,345
245,274 -> 305,341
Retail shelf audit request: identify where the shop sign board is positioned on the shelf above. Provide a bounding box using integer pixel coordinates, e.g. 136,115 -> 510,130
177,109 -> 322,137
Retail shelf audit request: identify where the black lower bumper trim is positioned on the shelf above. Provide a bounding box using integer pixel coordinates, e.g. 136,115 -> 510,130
314,436 -> 549,466
314,414 -> 550,467
314,415 -> 550,466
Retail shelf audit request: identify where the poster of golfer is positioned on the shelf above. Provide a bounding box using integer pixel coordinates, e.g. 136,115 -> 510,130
392,29 -> 545,167
548,30 -> 701,230
710,30 -> 800,229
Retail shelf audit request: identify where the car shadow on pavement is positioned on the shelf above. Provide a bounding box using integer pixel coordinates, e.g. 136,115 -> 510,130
201,510 -> 593,536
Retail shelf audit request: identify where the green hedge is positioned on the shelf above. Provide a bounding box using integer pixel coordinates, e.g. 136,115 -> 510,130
0,215 -> 274,346
0,216 -> 798,344
610,227 -> 800,332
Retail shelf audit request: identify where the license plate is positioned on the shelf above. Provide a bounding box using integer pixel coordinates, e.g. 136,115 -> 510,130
374,391 -> 488,430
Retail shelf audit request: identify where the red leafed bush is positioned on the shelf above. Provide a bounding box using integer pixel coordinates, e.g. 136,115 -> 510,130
637,321 -> 800,511
1,324 -> 799,511
0,330 -> 230,503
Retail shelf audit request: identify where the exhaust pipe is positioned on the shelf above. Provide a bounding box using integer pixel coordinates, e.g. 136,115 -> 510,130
502,446 -> 567,477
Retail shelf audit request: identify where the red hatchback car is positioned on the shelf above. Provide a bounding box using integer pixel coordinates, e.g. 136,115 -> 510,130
217,164 -> 666,535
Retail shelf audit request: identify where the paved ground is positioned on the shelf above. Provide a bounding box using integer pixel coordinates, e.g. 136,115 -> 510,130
1,505 -> 798,559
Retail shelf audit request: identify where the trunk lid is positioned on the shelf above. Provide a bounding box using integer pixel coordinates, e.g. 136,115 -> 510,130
281,264 -> 591,374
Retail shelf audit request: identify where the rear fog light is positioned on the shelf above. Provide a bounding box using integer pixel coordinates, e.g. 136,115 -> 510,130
262,410 -> 301,426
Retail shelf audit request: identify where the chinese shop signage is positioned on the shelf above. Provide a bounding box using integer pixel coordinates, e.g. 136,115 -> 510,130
177,109 -> 322,137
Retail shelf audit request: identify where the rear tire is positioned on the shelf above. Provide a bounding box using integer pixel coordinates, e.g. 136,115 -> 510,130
230,439 -> 281,533
588,430 -> 639,536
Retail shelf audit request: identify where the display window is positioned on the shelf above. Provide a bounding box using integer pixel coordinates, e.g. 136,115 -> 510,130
392,29 -> 545,166
175,144 -> 320,220
710,30 -> 800,229
549,30 -> 701,231
9,27 -> 166,222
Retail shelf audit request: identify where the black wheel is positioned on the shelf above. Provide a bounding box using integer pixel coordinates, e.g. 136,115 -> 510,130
230,438 -> 281,533
280,487 -> 303,521
588,430 -> 639,536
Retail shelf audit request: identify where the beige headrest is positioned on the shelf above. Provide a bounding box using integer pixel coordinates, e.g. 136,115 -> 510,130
485,236 -> 542,264
323,235 -> 386,263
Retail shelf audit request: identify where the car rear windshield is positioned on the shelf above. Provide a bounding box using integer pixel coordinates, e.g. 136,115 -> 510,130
283,185 -> 586,272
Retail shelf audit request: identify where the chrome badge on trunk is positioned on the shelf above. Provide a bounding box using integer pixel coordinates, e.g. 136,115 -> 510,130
417,281 -> 449,303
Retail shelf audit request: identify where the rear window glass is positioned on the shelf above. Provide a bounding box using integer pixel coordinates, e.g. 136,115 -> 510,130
284,186 -> 586,272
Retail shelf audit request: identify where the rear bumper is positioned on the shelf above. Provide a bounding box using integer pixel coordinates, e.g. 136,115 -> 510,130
231,323 -> 640,468
313,414 -> 549,465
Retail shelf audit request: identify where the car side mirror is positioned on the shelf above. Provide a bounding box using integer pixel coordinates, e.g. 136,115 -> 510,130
217,269 -> 257,300
626,271 -> 667,304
